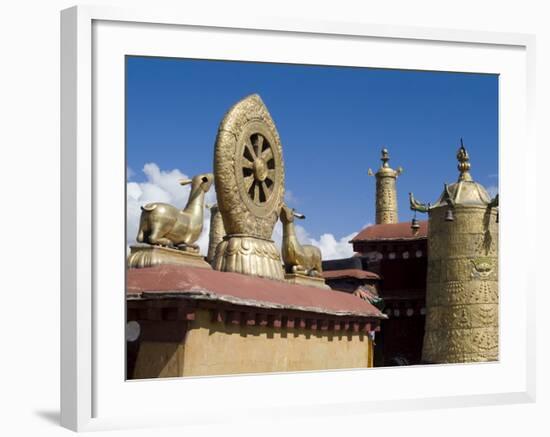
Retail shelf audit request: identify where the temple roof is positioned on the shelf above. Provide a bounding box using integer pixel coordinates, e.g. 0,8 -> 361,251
431,178 -> 492,208
351,221 -> 428,243
431,145 -> 492,208
127,264 -> 386,319
410,142 -> 497,211
322,269 -> 381,281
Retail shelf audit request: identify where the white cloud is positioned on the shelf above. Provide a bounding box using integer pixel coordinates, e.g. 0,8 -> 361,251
127,163 -> 356,261
127,163 -> 216,255
272,221 -> 357,261
309,231 -> 358,260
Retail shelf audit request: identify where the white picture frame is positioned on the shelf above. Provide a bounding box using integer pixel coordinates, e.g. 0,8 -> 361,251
60,5 -> 536,432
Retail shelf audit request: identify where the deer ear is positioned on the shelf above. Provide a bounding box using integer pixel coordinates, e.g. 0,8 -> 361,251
179,179 -> 192,186
293,211 -> 306,219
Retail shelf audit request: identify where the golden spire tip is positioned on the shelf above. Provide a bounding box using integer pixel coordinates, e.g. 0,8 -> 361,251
457,138 -> 472,181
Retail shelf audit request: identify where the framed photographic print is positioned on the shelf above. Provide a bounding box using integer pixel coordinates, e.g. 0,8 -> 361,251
61,5 -> 536,432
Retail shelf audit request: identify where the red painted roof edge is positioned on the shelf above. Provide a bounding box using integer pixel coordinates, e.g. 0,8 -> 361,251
351,221 -> 428,243
127,265 -> 386,320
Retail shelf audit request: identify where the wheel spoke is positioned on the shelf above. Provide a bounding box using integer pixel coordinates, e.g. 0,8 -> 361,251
244,175 -> 254,193
254,134 -> 264,155
267,169 -> 275,181
242,159 -> 254,169
261,181 -> 271,197
261,147 -> 273,162
254,183 -> 260,202
245,140 -> 257,159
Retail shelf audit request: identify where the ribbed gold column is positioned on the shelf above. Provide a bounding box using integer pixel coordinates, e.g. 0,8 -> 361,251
369,148 -> 402,224
421,144 -> 499,363
422,206 -> 498,363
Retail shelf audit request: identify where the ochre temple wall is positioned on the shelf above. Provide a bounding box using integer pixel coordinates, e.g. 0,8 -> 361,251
133,309 -> 373,378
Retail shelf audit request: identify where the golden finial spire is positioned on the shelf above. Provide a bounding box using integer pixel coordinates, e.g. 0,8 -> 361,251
381,147 -> 390,168
368,147 -> 402,224
457,138 -> 472,181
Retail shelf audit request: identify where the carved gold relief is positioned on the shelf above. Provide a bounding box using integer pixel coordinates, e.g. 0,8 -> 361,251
423,327 -> 498,363
427,280 -> 498,306
475,230 -> 498,256
369,148 -> 401,224
441,257 -> 498,282
213,95 -> 285,280
214,95 -> 284,239
425,303 -> 498,331
421,143 -> 499,364
470,257 -> 495,280
213,235 -> 284,280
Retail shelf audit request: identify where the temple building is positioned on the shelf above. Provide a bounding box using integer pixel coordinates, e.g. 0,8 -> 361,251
350,220 -> 428,366
321,256 -> 383,308
317,149 -> 428,366
126,92 -> 497,376
340,149 -> 427,365
127,264 -> 383,378
126,95 -> 386,379
324,144 -> 498,366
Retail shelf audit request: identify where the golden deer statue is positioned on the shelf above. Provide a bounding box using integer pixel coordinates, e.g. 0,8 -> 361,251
136,173 -> 214,251
279,204 -> 322,276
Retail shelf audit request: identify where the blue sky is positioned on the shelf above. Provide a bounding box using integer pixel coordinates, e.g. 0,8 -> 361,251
126,56 -> 498,240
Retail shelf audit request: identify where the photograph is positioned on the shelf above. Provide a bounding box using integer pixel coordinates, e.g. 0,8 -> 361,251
1,0 -> 544,434
124,56 -> 499,379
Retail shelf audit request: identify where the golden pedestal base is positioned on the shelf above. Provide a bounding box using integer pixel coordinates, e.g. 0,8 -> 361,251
127,245 -> 212,270
213,235 -> 285,281
285,273 -> 330,289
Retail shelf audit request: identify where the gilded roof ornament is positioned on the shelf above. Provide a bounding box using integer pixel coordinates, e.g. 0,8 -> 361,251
381,148 -> 390,168
369,147 -> 403,176
457,138 -> 472,182
368,147 -> 402,224
212,94 -> 286,280
410,139 -> 497,212
128,173 -> 215,269
420,138 -> 499,364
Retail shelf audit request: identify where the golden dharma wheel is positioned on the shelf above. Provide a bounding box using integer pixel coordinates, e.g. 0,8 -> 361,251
214,94 -> 285,239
